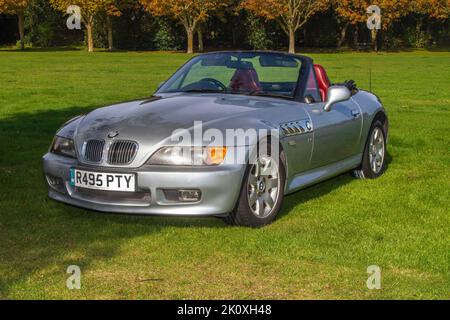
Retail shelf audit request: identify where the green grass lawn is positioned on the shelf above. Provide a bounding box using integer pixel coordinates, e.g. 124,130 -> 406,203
0,49 -> 449,300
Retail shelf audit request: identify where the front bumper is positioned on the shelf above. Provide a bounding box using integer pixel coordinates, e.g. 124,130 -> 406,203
42,153 -> 246,216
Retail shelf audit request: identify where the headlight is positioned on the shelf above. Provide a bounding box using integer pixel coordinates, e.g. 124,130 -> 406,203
147,146 -> 227,166
50,136 -> 76,158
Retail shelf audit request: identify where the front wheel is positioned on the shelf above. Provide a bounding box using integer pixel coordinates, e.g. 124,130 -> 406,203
224,152 -> 286,228
353,120 -> 387,179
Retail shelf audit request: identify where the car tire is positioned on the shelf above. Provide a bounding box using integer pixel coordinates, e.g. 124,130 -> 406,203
224,144 -> 286,228
353,120 -> 387,179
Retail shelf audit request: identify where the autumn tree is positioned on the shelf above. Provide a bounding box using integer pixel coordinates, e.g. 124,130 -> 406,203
413,0 -> 450,30
414,0 -> 450,20
197,24 -> 204,52
0,0 -> 31,50
332,0 -> 365,47
196,0 -> 238,52
371,0 -> 414,51
333,0 -> 372,48
241,0 -> 329,53
140,0 -> 225,54
334,0 -> 412,51
407,0 -> 450,45
105,2 -> 121,51
49,0 -> 115,52
105,0 -> 140,51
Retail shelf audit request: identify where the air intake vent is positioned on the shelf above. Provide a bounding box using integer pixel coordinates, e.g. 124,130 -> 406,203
280,120 -> 313,137
84,140 -> 105,163
108,140 -> 138,165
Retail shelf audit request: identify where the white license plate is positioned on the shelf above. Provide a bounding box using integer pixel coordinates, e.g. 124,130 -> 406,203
70,169 -> 136,192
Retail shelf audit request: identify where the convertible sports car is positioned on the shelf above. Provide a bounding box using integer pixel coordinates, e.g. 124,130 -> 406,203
43,51 -> 388,227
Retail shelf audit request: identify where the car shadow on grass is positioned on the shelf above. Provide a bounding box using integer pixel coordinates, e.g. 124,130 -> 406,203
0,106 -> 228,297
0,106 -> 393,297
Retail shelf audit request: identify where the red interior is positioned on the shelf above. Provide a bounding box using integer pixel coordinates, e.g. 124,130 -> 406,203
314,64 -> 331,102
230,68 -> 262,92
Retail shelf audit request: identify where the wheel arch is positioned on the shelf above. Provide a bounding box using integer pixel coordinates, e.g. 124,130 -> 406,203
225,134 -> 287,226
261,134 -> 287,169
372,110 -> 389,144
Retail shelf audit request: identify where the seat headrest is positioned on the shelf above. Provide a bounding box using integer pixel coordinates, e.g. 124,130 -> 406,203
314,64 -> 331,102
314,64 -> 330,88
230,67 -> 262,92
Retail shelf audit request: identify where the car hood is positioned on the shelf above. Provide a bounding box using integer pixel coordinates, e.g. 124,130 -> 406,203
71,93 -> 292,167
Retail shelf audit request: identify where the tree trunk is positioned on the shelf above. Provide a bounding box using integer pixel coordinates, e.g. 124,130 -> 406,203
18,11 -> 25,50
288,27 -> 295,54
232,27 -> 237,47
186,28 -> 194,54
353,24 -> 359,47
86,19 -> 94,52
337,22 -> 350,48
107,15 -> 113,51
425,19 -> 432,46
371,29 -> 378,52
197,28 -> 204,52
416,17 -> 423,34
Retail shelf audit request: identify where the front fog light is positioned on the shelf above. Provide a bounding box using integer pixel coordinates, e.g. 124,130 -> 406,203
45,175 -> 65,193
178,190 -> 201,202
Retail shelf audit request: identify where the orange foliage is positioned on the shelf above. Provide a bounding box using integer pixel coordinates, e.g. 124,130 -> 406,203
49,0 -> 116,22
414,0 -> 450,19
333,0 -> 369,25
0,0 -> 30,14
140,0 -> 226,53
140,0 -> 224,31
106,0 -> 141,17
240,0 -> 329,52
241,0 -> 328,32
50,0 -> 116,52
334,0 -> 413,29
0,0 -> 31,49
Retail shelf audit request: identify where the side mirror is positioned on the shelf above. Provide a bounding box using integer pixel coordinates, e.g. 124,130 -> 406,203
323,86 -> 351,112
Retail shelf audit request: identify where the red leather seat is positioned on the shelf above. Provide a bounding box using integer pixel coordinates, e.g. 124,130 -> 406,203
314,64 -> 331,102
230,68 -> 262,92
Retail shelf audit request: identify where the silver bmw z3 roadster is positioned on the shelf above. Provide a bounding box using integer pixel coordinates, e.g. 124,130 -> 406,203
43,51 -> 389,227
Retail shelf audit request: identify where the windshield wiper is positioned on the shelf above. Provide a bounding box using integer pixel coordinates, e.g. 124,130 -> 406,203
182,89 -> 247,95
179,89 -> 292,100
183,89 -> 226,93
247,91 -> 293,100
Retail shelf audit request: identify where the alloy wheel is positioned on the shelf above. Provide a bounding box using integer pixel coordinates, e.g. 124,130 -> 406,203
369,127 -> 385,174
247,156 -> 280,218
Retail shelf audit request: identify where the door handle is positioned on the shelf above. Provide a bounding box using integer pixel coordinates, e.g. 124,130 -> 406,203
351,110 -> 361,118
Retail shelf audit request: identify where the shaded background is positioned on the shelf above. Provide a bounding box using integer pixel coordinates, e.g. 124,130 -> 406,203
1,0 -> 449,51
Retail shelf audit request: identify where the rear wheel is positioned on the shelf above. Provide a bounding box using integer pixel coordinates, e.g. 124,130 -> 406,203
353,120 -> 387,179
224,149 -> 286,228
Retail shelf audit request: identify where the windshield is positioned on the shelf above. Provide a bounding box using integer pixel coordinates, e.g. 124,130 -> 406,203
158,52 -> 303,98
